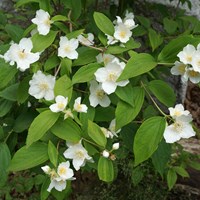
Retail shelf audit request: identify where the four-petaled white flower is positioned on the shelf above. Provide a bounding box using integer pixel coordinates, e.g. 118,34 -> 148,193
89,80 -> 111,107
95,60 -> 129,94
177,44 -> 196,65
41,161 -> 75,192
32,9 -> 53,35
191,51 -> 200,72
73,97 -> 88,113
164,116 -> 195,143
63,141 -> 93,171
114,23 -> 132,43
78,33 -> 94,46
3,38 -> 40,71
58,36 -> 79,59
185,68 -> 200,84
29,70 -> 55,101
50,95 -> 68,113
164,104 -> 195,143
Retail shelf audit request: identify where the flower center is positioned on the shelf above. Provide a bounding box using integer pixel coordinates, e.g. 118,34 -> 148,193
178,64 -> 186,74
173,122 -> 183,133
107,72 -> 117,82
186,55 -> 192,62
96,90 -> 105,99
39,82 -> 49,90
119,31 -> 126,38
58,167 -> 67,176
57,102 -> 65,109
65,45 -> 71,53
188,70 -> 199,77
18,50 -> 27,59
174,110 -> 181,117
49,170 -> 57,180
75,150 -> 84,159
44,18 -> 51,26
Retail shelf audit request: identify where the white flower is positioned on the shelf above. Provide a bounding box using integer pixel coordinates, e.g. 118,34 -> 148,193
77,33 -> 94,46
169,104 -> 191,119
96,53 -> 116,65
31,9 -> 53,35
57,161 -> 75,181
3,38 -> 40,71
47,179 -> 66,192
191,51 -> 200,72
185,68 -> 200,84
102,150 -> 110,158
170,61 -> 186,76
63,141 -> 93,171
100,127 -> 115,139
95,60 -> 129,94
73,97 -> 88,113
29,70 -> 55,101
109,119 -> 121,135
163,119 -> 195,143
106,34 -> 118,45
89,80 -> 111,107
58,36 -> 79,59
114,23 -> 132,43
50,95 -> 68,113
112,142 -> 120,150
177,44 -> 196,65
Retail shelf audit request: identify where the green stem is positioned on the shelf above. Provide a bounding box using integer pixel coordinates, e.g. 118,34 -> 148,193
157,62 -> 174,66
141,81 -> 168,117
4,130 -> 13,143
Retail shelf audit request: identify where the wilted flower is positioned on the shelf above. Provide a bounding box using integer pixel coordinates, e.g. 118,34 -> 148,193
3,38 -> 40,71
32,9 -> 53,35
29,70 -> 55,101
73,97 -> 88,113
49,95 -> 68,113
89,80 -> 111,107
58,36 -> 79,59
63,141 -> 93,171
95,60 -> 129,94
78,33 -> 94,46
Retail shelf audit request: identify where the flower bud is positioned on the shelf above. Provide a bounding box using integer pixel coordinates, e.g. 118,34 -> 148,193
41,165 -> 51,174
112,142 -> 119,150
102,150 -> 110,158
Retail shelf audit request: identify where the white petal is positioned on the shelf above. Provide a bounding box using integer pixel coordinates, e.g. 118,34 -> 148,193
102,81 -> 117,94
163,125 -> 181,143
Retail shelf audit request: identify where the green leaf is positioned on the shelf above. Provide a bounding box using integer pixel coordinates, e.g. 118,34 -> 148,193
9,142 -> 48,172
60,58 -> 72,76
115,83 -> 135,106
88,120 -> 106,147
66,29 -> 84,40
136,16 -> 151,29
163,18 -> 178,35
116,87 -> 145,130
51,118 -> 81,142
93,12 -> 114,36
72,63 -> 100,84
32,31 -> 57,52
173,166 -> 189,178
40,177 -> 50,200
167,169 -> 177,190
148,80 -> 176,107
188,160 -> 200,170
71,0 -> 82,20
0,99 -> 12,117
26,111 -> 60,147
134,116 -> 166,166
0,63 -> 17,89
158,35 -> 200,63
94,107 -> 115,122
48,141 -> 58,167
44,55 -> 60,71
132,166 -> 144,186
51,15 -> 68,22
17,76 -> 31,103
98,157 -> 114,182
0,83 -> 19,101
5,24 -> 24,42
73,47 -> 99,66
148,28 -> 163,51
118,53 -> 157,81
151,140 -> 171,176
15,0 -> 39,7
54,75 -> 72,101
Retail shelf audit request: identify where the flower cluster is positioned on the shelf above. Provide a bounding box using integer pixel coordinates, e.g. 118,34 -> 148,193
164,104 -> 196,143
171,44 -> 200,84
106,10 -> 137,45
41,161 -> 75,192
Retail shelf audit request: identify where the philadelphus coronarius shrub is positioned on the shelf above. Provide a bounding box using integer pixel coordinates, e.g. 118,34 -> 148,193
0,0 -> 200,197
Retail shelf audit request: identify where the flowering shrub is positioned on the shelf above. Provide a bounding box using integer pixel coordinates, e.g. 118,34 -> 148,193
0,0 -> 200,198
